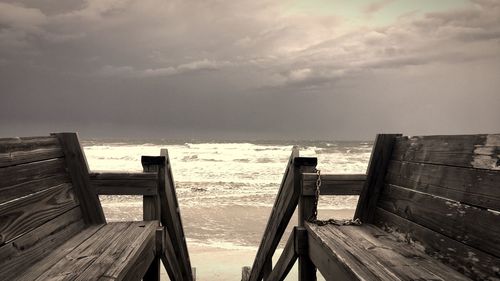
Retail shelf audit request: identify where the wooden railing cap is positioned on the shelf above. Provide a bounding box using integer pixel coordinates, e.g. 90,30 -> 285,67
141,156 -> 166,166
293,157 -> 317,167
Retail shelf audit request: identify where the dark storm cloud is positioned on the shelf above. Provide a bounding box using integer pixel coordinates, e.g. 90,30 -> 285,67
0,0 -> 499,140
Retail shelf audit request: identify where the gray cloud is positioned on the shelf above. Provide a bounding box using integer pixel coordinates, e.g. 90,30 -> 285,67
362,0 -> 395,15
1,0 -> 499,140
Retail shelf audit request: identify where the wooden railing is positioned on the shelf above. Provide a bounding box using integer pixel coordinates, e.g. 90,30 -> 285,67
90,149 -> 193,281
244,148 -> 366,281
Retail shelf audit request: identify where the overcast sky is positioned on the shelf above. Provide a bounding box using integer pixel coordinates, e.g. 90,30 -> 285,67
1,0 -> 499,140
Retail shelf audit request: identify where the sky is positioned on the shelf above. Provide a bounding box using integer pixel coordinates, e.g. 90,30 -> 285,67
0,0 -> 499,140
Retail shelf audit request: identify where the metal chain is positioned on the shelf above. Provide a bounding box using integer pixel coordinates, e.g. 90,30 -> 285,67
307,168 -> 362,227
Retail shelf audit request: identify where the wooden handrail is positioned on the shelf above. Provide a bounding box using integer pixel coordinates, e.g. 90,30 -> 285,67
160,149 -> 193,281
248,147 -> 317,281
141,151 -> 193,281
302,173 -> 366,196
90,172 -> 159,195
266,227 -> 303,281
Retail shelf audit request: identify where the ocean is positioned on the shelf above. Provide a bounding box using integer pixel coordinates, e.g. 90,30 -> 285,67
82,139 -> 373,280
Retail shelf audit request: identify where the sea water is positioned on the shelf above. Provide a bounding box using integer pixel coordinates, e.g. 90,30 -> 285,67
83,139 -> 372,280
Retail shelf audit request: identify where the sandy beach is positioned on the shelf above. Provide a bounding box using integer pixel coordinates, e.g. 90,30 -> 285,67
101,198 -> 355,280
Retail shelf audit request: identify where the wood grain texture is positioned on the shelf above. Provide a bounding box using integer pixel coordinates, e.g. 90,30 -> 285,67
379,184 -> 500,258
375,208 -> 500,280
33,222 -> 131,281
0,207 -> 86,281
0,173 -> 70,205
306,222 -> 471,281
0,157 -> 67,191
54,133 -> 106,225
76,222 -> 157,281
119,238 -> 156,281
386,160 -> 500,211
16,224 -> 104,281
90,172 -> 158,195
392,134 -> 500,170
302,173 -> 365,196
0,136 -> 64,167
355,134 -> 401,223
0,183 -> 79,244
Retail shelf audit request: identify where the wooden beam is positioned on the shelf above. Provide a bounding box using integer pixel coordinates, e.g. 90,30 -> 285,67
266,229 -> 298,281
298,166 -> 317,281
248,147 -> 317,281
140,158 -> 162,281
53,132 -> 106,225
161,149 -> 193,281
302,174 -> 365,196
142,151 -> 193,281
141,161 -> 161,222
354,134 -> 401,224
161,228 -> 184,281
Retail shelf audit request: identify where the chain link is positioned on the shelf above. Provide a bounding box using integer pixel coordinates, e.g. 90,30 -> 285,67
307,168 -> 362,227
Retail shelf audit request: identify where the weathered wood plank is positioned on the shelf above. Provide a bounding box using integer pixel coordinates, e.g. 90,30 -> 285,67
54,132 -> 106,225
339,225 -> 472,281
17,224 -> 104,281
120,238 -> 156,281
355,134 -> 401,223
267,230 -> 297,281
78,222 -> 157,281
0,136 -> 64,167
0,174 -> 70,205
302,173 -> 365,196
94,184 -> 158,196
375,207 -> 500,280
142,228 -> 163,281
378,183 -> 500,258
392,134 -> 500,170
33,222 -> 132,281
89,172 -> 158,180
307,223 -> 472,281
0,157 -> 67,191
0,183 -> 79,244
306,223 -> 376,281
0,207 -> 86,280
386,160 -> 500,211
90,171 -> 159,196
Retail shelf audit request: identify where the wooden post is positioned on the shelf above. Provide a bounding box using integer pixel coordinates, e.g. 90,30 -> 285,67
141,157 -> 162,281
297,160 -> 317,281
263,260 -> 272,281
53,132 -> 106,225
242,266 -> 251,281
354,134 -> 401,223
141,157 -> 161,221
